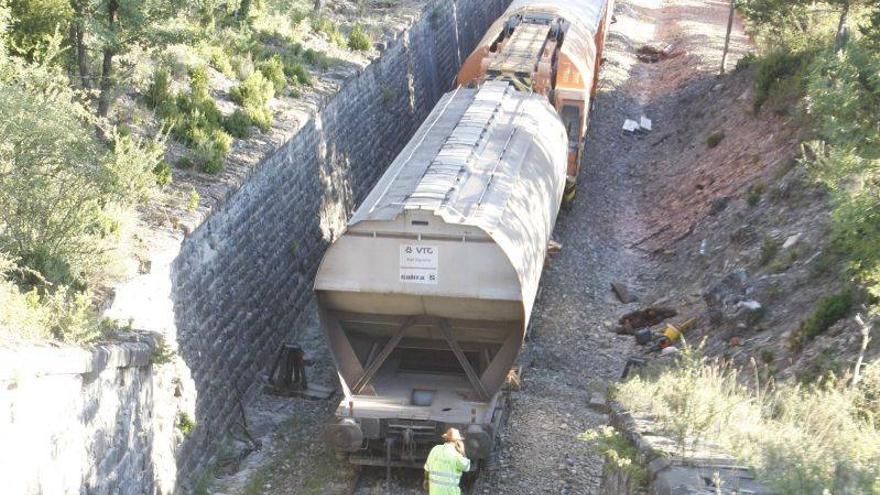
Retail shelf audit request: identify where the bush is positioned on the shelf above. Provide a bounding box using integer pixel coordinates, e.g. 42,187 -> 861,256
153,160 -> 173,186
800,289 -> 854,342
735,52 -> 758,71
754,48 -> 813,111
231,53 -> 256,80
758,234 -> 780,265
286,62 -> 312,86
194,129 -> 232,173
230,71 -> 274,106
746,182 -> 765,207
348,25 -> 371,51
145,69 -> 173,109
222,108 -> 253,138
302,48 -> 330,70
258,55 -> 287,91
0,77 -> 162,288
230,71 -> 275,132
207,46 -> 235,77
706,130 -> 725,148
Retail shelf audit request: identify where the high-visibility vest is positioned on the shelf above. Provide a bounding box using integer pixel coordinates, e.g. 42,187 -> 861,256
424,443 -> 471,494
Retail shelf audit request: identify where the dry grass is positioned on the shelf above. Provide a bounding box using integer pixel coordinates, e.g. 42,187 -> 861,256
612,344 -> 880,494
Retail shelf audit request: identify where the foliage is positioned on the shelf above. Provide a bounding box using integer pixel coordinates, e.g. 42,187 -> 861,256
6,0 -> 71,56
286,61 -> 311,86
579,426 -> 648,486
258,54 -> 286,91
753,48 -> 814,111
747,182 -> 765,207
789,289 -> 854,349
176,412 -> 196,436
706,130 -> 725,148
614,343 -> 880,494
347,24 -> 370,51
145,68 -> 173,108
222,107 -> 253,138
0,53 -> 162,287
153,160 -> 173,186
230,70 -> 274,131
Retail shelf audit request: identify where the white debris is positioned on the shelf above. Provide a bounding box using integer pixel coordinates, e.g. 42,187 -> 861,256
640,116 -> 653,131
699,239 -> 708,256
737,299 -> 762,311
623,119 -> 640,132
782,233 -> 801,250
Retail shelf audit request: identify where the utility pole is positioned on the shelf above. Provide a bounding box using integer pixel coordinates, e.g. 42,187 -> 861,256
720,0 -> 736,75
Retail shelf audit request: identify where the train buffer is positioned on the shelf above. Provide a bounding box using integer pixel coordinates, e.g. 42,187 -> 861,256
263,343 -> 334,400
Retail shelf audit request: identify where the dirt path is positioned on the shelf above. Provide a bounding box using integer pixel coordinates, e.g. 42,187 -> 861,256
205,1 -> 755,493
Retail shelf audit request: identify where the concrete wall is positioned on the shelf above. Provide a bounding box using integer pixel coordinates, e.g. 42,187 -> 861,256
0,342 -> 187,495
170,0 -> 510,487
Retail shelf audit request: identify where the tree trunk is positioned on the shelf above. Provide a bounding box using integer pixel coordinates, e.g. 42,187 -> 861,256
834,0 -> 851,53
720,0 -> 736,75
69,0 -> 89,89
96,0 -> 118,119
313,0 -> 323,12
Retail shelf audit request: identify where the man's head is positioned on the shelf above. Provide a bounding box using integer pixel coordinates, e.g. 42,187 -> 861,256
442,427 -> 464,444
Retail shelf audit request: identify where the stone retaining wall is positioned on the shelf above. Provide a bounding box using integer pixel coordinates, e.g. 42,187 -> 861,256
170,0 -> 509,487
0,341 -> 184,495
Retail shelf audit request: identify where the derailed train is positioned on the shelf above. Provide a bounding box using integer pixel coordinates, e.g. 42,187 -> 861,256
315,0 -> 614,468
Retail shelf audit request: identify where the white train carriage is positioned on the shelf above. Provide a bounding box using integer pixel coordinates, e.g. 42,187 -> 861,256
315,80 -> 568,464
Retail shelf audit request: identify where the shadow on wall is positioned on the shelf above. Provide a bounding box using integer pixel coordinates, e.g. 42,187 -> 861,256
166,0 -> 511,490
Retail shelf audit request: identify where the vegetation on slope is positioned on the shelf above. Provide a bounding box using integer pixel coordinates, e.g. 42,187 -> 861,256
0,0 -> 378,343
740,0 -> 880,309
612,345 -> 880,494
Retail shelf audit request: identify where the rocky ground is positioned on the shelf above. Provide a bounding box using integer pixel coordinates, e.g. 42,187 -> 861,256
203,0 -> 877,492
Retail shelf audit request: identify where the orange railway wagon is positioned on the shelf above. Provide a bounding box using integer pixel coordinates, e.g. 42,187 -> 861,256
458,0 -> 615,200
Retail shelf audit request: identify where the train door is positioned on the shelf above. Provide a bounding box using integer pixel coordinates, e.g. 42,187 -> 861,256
560,102 -> 584,178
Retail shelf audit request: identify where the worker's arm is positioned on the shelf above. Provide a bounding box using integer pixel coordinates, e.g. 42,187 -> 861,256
458,454 -> 471,473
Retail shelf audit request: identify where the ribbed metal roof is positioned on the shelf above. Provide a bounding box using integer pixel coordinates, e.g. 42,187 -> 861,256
350,81 -> 566,234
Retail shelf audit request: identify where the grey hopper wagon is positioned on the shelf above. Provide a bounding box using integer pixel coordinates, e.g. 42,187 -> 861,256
315,81 -> 568,465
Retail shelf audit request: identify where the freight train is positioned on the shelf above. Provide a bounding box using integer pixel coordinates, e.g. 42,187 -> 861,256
315,0 -> 614,468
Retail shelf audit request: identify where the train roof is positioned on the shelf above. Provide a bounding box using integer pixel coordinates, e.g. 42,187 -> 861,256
349,81 -> 564,235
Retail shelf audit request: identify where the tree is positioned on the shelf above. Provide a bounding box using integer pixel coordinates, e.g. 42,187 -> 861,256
0,36 -> 164,287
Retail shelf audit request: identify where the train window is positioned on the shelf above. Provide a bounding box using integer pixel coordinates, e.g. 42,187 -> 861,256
561,105 -> 581,142
411,220 -> 429,226
397,348 -> 481,375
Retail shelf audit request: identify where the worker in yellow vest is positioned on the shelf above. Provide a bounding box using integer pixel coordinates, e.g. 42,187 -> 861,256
423,427 -> 471,494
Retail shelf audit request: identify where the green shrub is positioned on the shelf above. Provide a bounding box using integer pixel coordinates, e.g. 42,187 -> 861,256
348,25 -> 371,51
754,48 -> 813,111
153,160 -> 173,186
200,45 -> 234,77
258,55 -> 287,91
746,182 -> 765,207
706,130 -> 725,148
145,69 -> 173,109
800,289 -> 854,341
187,187 -> 200,212
194,129 -> 232,173
177,412 -> 196,437
735,52 -> 758,71
230,71 -> 274,106
758,235 -> 780,265
311,15 -> 334,34
302,48 -> 330,70
230,72 -> 275,132
231,53 -> 256,81
287,62 -> 312,86
222,108 -> 253,138
579,426 -> 647,487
